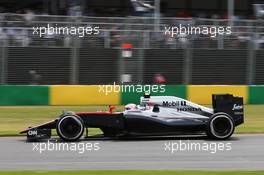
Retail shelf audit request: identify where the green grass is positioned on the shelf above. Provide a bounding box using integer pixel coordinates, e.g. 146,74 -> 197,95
0,105 -> 263,136
236,105 -> 264,133
0,171 -> 263,175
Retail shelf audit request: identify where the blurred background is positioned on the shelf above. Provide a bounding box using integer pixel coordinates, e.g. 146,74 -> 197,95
0,0 -> 263,85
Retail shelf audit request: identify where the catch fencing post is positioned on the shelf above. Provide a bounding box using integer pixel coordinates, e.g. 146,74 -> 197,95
247,39 -> 256,85
70,36 -> 80,84
184,39 -> 192,84
0,40 -> 7,84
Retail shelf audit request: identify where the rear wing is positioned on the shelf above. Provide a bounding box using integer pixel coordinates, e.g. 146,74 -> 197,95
212,94 -> 244,126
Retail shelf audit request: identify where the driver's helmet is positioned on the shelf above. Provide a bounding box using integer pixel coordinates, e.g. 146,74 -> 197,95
125,103 -> 137,110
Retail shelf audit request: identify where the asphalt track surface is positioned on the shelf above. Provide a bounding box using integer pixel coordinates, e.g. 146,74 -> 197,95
0,134 -> 263,170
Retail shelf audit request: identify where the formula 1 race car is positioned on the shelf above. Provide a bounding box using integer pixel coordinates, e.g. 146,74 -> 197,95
20,94 -> 244,141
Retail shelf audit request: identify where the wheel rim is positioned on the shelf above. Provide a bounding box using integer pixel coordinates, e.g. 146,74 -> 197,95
58,116 -> 83,140
210,115 -> 233,138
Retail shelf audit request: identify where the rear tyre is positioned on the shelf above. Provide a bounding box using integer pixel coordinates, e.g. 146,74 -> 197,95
56,114 -> 84,141
206,112 -> 234,140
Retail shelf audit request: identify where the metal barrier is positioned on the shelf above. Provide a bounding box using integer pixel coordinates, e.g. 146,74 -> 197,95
0,13 -> 263,49
0,14 -> 263,85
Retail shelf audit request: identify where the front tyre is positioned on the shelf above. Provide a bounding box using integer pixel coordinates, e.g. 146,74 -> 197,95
56,115 -> 84,141
206,112 -> 234,140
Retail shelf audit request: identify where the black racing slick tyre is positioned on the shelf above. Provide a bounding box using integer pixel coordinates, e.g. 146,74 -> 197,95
206,112 -> 235,140
56,114 -> 84,141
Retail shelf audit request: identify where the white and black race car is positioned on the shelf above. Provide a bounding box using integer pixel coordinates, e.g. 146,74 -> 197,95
21,94 -> 244,141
